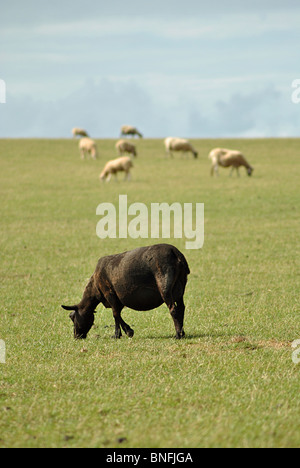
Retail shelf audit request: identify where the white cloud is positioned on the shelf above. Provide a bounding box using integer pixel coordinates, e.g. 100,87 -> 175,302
1,77 -> 299,138
3,10 -> 299,41
1,3 -> 300,138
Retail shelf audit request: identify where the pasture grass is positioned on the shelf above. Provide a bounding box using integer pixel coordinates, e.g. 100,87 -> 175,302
0,137 -> 299,447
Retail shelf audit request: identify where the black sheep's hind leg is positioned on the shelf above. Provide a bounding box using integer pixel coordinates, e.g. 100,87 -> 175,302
172,297 -> 185,339
155,271 -> 184,339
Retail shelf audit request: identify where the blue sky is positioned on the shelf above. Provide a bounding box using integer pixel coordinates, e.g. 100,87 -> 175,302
0,0 -> 300,137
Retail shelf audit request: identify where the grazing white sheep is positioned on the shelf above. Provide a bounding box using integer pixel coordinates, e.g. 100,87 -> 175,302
99,156 -> 133,182
120,125 -> 143,138
115,139 -> 137,157
79,137 -> 97,159
208,148 -> 254,176
72,127 -> 89,138
164,137 -> 198,159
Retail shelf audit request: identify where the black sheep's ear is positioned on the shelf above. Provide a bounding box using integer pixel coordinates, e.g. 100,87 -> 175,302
61,304 -> 78,312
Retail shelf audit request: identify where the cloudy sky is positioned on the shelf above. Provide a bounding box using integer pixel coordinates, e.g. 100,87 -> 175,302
0,0 -> 300,137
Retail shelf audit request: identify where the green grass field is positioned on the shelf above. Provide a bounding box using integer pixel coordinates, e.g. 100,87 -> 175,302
0,137 -> 299,448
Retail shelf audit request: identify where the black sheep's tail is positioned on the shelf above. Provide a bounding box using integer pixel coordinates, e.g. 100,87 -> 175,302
171,247 -> 190,275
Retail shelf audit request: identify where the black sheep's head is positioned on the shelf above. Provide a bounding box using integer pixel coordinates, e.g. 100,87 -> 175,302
61,305 -> 95,339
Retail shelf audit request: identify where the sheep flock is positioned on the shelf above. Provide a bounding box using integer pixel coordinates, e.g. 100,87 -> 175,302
72,124 -> 254,182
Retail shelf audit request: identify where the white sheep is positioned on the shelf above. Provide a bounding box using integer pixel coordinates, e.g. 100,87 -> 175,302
164,137 -> 198,159
120,125 -> 143,138
79,137 -> 97,159
115,139 -> 137,158
72,127 -> 89,138
208,148 -> 254,176
99,156 -> 133,182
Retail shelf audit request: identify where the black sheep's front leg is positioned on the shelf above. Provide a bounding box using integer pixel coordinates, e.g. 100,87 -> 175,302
113,306 -> 123,339
119,314 -> 134,338
113,307 -> 134,338
108,294 -> 134,339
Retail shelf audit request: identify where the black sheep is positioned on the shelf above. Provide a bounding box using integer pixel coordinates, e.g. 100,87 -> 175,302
62,244 -> 190,339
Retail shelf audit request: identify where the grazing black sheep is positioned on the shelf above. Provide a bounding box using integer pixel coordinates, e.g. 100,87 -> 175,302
62,244 -> 190,340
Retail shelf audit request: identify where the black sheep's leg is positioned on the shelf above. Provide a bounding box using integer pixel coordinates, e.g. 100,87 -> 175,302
112,306 -> 123,339
172,297 -> 185,339
166,296 -> 185,339
107,294 -> 134,338
105,294 -> 123,339
156,270 -> 185,339
119,315 -> 134,338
